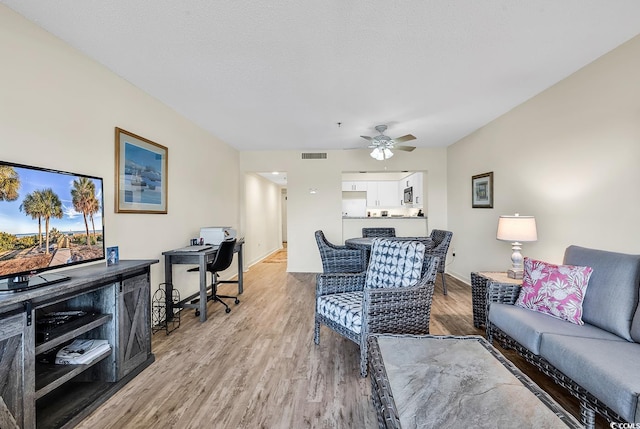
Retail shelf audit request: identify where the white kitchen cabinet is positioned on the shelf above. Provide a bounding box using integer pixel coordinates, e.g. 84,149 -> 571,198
367,181 -> 400,207
412,172 -> 423,206
342,181 -> 368,192
401,172 -> 423,206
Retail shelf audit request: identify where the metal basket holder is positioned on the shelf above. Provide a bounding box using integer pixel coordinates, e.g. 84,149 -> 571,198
152,282 -> 180,335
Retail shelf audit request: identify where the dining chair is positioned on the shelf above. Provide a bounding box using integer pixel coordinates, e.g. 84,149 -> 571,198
428,229 -> 453,295
387,236 -> 435,277
362,227 -> 396,238
315,230 -> 367,273
314,238 -> 439,377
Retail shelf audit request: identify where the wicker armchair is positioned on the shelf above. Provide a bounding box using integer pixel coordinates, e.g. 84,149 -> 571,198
386,237 -> 435,276
314,238 -> 439,377
428,229 -> 453,295
362,227 -> 396,238
315,230 -> 367,273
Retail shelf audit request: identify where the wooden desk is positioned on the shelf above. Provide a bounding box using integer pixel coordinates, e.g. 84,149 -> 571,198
162,238 -> 244,322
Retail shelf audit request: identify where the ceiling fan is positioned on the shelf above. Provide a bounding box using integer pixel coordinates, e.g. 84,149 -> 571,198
360,125 -> 416,160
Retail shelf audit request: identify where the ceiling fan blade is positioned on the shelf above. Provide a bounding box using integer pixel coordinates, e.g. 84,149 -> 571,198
394,145 -> 416,152
393,134 -> 416,143
360,135 -> 373,141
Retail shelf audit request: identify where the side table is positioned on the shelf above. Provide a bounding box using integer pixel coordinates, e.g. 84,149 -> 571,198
470,272 -> 522,329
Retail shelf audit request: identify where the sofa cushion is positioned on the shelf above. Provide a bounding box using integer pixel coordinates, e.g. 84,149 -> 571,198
632,307 -> 640,343
564,245 -> 640,341
365,238 -> 425,289
317,291 -> 363,334
515,257 -> 592,325
489,303 -> 623,354
540,334 -> 640,422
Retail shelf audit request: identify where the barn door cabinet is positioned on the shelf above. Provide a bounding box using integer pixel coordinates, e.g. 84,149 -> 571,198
0,260 -> 157,429
0,310 -> 35,429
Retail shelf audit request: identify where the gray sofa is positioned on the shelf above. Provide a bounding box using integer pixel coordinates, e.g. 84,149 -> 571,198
487,245 -> 640,428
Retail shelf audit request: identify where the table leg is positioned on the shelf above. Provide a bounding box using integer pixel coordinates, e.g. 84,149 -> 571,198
198,255 -> 208,322
237,244 -> 244,295
164,255 -> 174,323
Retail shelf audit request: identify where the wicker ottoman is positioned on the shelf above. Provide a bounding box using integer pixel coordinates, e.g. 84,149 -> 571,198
368,334 -> 581,429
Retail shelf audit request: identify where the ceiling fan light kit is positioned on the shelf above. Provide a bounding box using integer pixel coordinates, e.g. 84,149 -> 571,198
370,147 -> 394,160
361,124 -> 417,161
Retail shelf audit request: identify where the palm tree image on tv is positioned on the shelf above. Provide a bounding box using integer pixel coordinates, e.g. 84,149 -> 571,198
0,164 -> 104,277
20,191 -> 45,248
71,177 -> 100,247
20,188 -> 62,254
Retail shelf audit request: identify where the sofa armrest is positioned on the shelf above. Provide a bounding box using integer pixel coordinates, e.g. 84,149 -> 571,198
486,282 -> 522,341
316,272 -> 366,296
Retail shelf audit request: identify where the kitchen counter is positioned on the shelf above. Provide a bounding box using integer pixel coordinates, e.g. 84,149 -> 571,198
343,216 -> 425,219
342,217 -> 428,242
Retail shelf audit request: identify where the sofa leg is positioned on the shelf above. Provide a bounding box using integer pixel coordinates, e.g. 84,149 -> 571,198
360,345 -> 368,378
580,402 -> 596,429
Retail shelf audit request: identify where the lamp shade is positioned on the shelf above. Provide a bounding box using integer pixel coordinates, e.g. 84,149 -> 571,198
496,214 -> 537,242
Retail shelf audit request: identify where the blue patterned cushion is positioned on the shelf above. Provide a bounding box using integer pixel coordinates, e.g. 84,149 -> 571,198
365,238 -> 425,289
316,291 -> 363,334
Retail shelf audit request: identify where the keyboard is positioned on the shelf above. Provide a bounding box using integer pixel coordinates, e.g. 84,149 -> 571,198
173,245 -> 213,252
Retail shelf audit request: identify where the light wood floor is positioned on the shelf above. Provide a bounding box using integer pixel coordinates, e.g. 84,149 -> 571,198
76,248 -> 605,428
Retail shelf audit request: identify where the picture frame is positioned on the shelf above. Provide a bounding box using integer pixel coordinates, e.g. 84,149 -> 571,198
115,127 -> 168,214
106,246 -> 119,266
472,172 -> 493,208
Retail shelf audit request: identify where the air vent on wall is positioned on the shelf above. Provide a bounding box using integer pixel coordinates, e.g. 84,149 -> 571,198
301,153 -> 327,160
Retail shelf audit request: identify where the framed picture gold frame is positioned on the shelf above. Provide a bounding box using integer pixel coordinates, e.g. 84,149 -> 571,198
472,172 -> 493,208
115,127 -> 168,214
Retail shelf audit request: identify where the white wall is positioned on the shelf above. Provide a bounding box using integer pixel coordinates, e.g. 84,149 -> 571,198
243,173 -> 283,266
240,147 -> 448,272
447,34 -> 640,283
0,6 -> 240,297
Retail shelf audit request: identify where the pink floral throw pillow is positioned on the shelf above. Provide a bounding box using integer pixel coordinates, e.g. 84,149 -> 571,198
515,257 -> 593,325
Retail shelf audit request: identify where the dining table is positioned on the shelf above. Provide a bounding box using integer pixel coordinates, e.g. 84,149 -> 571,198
345,236 -> 435,270
344,237 -> 376,251
345,236 -> 434,251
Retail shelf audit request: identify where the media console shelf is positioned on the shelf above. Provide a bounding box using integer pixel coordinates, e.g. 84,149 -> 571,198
0,260 -> 157,429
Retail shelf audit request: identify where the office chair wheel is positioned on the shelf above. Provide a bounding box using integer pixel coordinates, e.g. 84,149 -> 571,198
225,307 -> 231,313
195,310 -> 200,317
234,298 -> 240,305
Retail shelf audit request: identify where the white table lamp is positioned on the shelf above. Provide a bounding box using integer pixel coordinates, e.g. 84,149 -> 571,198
496,213 -> 538,279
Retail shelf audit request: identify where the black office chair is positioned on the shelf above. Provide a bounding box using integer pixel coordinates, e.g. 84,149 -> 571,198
187,238 -> 239,314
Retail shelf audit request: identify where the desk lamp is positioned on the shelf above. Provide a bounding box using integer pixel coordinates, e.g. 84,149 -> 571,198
496,213 -> 538,279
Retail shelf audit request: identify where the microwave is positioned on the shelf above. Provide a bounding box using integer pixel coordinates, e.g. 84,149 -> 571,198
403,186 -> 413,204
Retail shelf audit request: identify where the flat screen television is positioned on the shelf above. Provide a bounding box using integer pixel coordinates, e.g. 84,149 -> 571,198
0,161 -> 105,292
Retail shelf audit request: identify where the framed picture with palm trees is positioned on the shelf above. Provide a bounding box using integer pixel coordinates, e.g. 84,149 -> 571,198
115,127 -> 168,214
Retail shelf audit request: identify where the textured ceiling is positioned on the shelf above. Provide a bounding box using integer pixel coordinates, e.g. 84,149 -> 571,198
3,1 -> 640,152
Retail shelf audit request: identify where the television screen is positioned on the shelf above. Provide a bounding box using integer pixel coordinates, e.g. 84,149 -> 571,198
0,161 -> 105,291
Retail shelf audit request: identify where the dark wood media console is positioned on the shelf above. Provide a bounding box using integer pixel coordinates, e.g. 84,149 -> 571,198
0,260 -> 158,429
